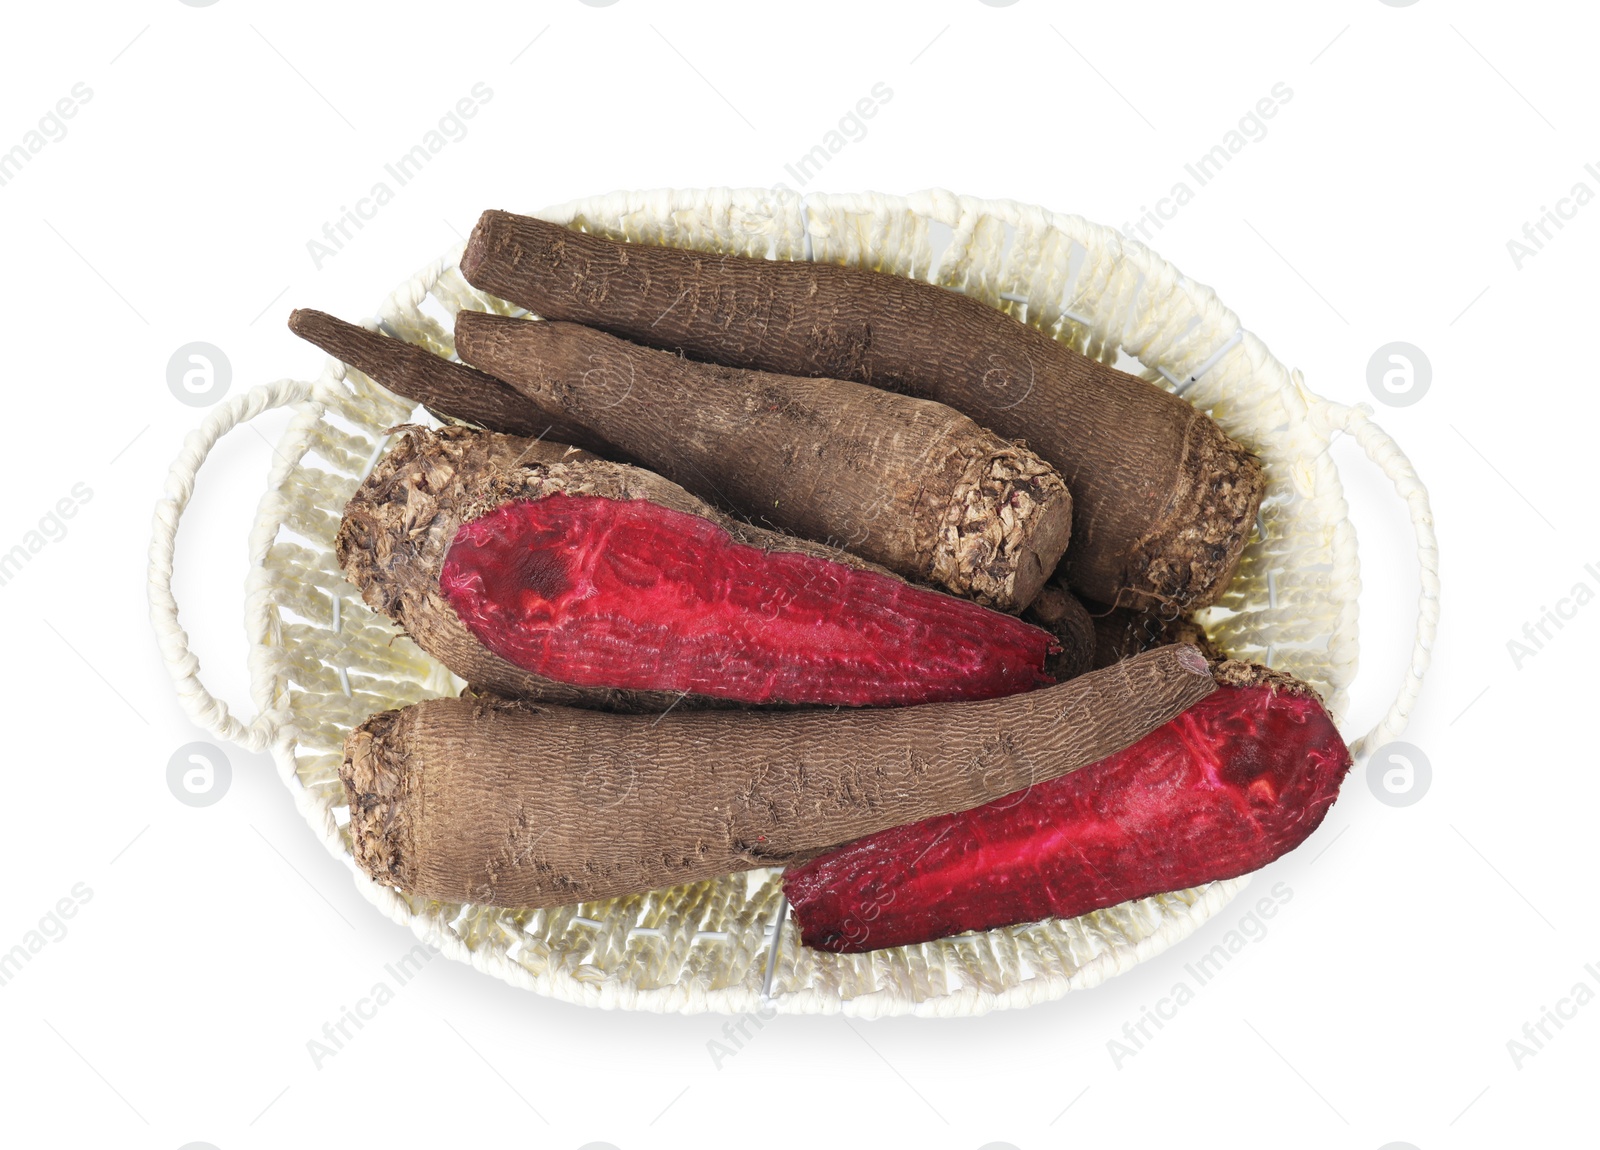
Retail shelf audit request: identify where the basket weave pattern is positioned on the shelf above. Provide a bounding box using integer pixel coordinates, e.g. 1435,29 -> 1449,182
149,189 -> 1437,1016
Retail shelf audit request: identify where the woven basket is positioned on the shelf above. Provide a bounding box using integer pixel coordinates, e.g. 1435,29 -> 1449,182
148,188 -> 1438,1017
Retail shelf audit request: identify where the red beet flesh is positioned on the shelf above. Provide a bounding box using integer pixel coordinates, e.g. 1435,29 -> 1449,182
439,495 -> 1059,707
783,681 -> 1352,952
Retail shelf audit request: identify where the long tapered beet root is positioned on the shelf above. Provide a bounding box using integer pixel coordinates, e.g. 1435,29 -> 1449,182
287,309 -> 606,451
782,662 -> 1351,953
340,645 -> 1218,907
453,312 -> 1073,612
338,425 -> 1061,709
459,210 -> 1264,611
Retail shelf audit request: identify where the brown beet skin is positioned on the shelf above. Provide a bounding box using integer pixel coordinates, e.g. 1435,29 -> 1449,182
452,311 -> 1074,612
286,308 -> 611,452
459,210 -> 1264,612
783,663 -> 1352,953
341,646 -> 1221,908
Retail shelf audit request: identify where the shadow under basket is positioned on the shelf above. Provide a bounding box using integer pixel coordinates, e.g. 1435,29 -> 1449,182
148,188 -> 1438,1017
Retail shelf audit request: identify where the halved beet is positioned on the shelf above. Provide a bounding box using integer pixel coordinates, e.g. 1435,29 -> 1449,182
784,664 -> 1352,952
440,495 -> 1059,707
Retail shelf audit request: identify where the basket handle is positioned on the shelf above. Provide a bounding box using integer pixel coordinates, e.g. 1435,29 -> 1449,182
1307,393 -> 1440,760
148,378 -> 321,752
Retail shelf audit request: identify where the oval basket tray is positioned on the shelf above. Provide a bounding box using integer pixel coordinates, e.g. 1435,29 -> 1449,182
149,188 -> 1438,1017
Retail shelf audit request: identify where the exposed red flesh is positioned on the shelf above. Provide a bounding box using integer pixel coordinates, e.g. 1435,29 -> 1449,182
783,680 -> 1351,952
439,495 -> 1059,707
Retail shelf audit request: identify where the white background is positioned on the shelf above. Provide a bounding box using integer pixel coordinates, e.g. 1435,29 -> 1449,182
0,1 -> 1593,1147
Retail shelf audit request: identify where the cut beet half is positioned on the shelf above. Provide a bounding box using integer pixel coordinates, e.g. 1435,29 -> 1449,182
783,671 -> 1353,952
438,495 -> 1059,707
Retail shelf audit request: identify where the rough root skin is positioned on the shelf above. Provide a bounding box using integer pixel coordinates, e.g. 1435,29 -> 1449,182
335,424 -> 582,625
1210,657 -> 1326,702
932,445 -> 1074,611
335,425 -> 712,713
340,708 -> 417,893
1126,420 -> 1264,613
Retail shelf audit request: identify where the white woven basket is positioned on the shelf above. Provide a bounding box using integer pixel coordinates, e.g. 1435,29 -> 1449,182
148,188 -> 1438,1017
